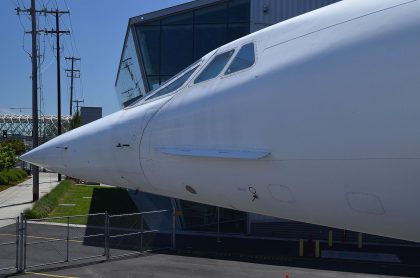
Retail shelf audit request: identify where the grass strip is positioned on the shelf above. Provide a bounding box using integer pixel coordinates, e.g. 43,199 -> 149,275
24,180 -> 139,225
24,180 -> 74,219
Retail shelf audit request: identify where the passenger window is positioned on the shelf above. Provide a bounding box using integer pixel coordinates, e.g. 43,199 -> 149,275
146,65 -> 199,101
194,50 -> 235,84
225,43 -> 255,75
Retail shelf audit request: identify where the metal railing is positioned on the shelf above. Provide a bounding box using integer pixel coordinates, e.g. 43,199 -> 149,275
107,210 -> 170,259
0,209 -> 173,274
2,205 -> 418,275
24,213 -> 106,269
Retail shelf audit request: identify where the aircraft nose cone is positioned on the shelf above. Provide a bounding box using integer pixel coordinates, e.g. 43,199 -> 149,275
18,108 -> 147,186
20,138 -> 68,171
20,148 -> 41,165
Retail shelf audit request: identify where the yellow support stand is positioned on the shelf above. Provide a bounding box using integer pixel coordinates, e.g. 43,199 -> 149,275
358,232 -> 363,249
328,230 -> 333,247
315,240 -> 320,258
299,239 -> 304,257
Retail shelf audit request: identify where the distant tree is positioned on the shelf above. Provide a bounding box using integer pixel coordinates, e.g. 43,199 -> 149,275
0,139 -> 26,155
70,112 -> 81,130
0,145 -> 17,170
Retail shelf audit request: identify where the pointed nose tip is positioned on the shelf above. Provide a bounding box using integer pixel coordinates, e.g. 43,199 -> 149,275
20,146 -> 47,167
19,139 -> 66,170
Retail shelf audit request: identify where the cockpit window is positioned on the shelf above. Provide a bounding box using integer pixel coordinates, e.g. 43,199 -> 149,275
194,50 -> 235,84
126,60 -> 201,107
225,43 -> 255,75
145,65 -> 199,101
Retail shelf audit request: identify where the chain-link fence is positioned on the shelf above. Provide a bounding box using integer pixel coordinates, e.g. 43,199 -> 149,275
107,210 -> 172,259
0,209 -> 173,274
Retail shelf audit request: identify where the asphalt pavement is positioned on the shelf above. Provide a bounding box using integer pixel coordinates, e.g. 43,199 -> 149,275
14,253 -> 411,278
1,222 -> 419,278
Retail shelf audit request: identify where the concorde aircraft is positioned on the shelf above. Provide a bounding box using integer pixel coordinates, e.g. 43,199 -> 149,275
21,0 -> 420,242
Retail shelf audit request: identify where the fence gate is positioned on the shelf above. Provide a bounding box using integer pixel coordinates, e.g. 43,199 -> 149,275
0,210 -> 174,274
0,217 -> 19,274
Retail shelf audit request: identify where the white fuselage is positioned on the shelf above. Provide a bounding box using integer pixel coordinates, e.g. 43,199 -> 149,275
21,0 -> 420,242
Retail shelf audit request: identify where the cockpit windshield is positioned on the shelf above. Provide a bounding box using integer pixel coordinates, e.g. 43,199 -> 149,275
127,60 -> 201,107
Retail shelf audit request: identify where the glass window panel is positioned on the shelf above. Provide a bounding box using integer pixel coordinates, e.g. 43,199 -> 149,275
228,23 -> 250,41
147,65 -> 199,100
195,3 -> 227,24
123,95 -> 142,107
142,19 -> 160,26
161,11 -> 193,25
195,50 -> 234,84
116,30 -> 146,108
137,26 -> 160,76
194,24 -> 228,59
161,25 -> 194,76
225,43 -> 255,75
228,0 -> 250,23
160,76 -> 172,84
147,76 -> 161,91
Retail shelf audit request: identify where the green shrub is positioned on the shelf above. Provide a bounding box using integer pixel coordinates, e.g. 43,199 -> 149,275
25,180 -> 74,219
0,168 -> 27,185
0,145 -> 17,170
23,208 -> 39,219
0,140 -> 26,155
0,174 -> 8,185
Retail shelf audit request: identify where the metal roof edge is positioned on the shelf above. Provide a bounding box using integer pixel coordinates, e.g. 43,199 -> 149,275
129,0 -> 224,26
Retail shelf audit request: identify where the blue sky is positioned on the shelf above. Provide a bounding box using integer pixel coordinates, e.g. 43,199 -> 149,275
0,0 -> 190,116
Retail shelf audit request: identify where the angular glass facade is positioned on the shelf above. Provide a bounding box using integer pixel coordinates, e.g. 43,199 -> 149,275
136,0 -> 250,91
115,0 -> 250,107
115,0 -> 343,108
115,30 -> 146,107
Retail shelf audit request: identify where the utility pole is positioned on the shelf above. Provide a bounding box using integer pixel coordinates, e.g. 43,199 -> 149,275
65,57 -> 80,116
44,9 -> 70,182
73,99 -> 84,115
16,1 -> 41,201
30,0 -> 39,201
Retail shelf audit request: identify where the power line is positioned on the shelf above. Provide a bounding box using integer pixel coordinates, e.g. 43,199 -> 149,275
15,0 -> 84,118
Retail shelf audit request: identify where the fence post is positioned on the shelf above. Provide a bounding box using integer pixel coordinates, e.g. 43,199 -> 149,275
18,213 -> 24,273
357,233 -> 363,249
172,206 -> 176,250
16,213 -> 25,273
246,213 -> 251,235
140,214 -> 143,253
15,216 -> 19,271
66,216 -> 70,262
315,240 -> 320,258
104,212 -> 110,260
103,212 -> 107,257
23,217 -> 27,271
328,230 -> 333,247
216,207 -> 221,243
